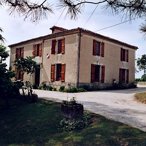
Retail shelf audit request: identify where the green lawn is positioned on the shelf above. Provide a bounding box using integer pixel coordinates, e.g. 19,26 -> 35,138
0,98 -> 146,146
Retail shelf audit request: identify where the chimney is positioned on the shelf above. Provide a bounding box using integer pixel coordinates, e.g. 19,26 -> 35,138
50,26 -> 67,34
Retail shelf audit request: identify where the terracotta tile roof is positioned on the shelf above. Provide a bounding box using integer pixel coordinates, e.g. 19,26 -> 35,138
9,26 -> 138,50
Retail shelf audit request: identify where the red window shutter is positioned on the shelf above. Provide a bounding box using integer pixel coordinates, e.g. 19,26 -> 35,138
16,48 -> 19,59
120,48 -> 123,61
126,50 -> 129,62
91,64 -> 95,83
101,42 -> 104,57
101,65 -> 105,83
16,70 -> 23,80
20,71 -> 24,81
21,48 -> 24,58
51,40 -> 56,54
39,44 -> 42,57
126,69 -> 129,83
16,69 -> 19,80
119,68 -> 122,82
62,39 -> 65,54
32,45 -> 36,57
51,64 -> 55,82
93,40 -> 96,55
61,64 -> 66,82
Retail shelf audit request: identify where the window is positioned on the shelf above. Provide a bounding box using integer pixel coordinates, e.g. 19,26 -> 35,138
51,64 -> 66,82
16,47 -> 24,59
119,68 -> 129,83
51,39 -> 65,54
91,64 -> 105,83
93,40 -> 104,57
121,48 -> 128,62
32,44 -> 42,57
56,64 -> 62,81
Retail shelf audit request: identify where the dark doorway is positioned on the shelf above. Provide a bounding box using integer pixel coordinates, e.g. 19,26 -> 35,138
35,65 -> 40,87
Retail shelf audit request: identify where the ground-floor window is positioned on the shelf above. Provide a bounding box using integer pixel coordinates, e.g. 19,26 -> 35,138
16,70 -> 24,81
56,64 -> 62,81
51,64 -> 66,82
119,68 -> 129,83
91,64 -> 105,83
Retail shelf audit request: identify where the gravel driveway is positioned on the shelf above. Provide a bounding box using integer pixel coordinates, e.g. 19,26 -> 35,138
34,85 -> 146,132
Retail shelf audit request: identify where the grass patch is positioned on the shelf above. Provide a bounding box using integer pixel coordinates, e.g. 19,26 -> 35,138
135,92 -> 146,103
0,98 -> 146,146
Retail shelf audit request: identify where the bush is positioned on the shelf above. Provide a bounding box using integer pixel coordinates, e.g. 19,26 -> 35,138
52,87 -> 57,91
78,88 -> 87,92
59,113 -> 91,131
39,82 -> 53,91
59,86 -> 65,92
48,86 -> 53,91
64,87 -> 78,93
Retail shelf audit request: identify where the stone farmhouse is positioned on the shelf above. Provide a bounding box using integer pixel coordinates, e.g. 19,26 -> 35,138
9,26 -> 138,89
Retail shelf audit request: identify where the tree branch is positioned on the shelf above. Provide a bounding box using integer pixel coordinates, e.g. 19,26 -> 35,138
61,0 -> 146,19
4,0 -> 53,21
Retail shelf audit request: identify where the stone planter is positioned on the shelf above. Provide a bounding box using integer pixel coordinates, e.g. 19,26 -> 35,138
61,100 -> 83,119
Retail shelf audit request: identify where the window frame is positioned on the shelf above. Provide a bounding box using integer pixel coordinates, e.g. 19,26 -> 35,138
16,47 -> 24,59
93,40 -> 104,57
33,44 -> 42,57
91,64 -> 105,83
119,68 -> 129,83
121,48 -> 129,62
51,64 -> 66,82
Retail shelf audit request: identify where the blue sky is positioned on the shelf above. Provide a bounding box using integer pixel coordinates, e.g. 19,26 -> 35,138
0,1 -> 145,78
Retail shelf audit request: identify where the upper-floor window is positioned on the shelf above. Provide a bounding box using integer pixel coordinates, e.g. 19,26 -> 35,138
121,48 -> 128,62
51,38 -> 65,54
93,40 -> 104,57
16,47 -> 24,59
32,44 -> 42,57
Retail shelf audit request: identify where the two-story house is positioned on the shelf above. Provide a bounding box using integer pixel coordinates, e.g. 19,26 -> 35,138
9,26 -> 138,89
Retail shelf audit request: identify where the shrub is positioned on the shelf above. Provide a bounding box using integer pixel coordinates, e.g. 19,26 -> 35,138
77,88 -> 86,92
59,113 -> 91,131
59,86 -> 65,92
39,82 -> 53,91
52,87 -> 57,91
65,87 -> 78,93
48,86 -> 53,91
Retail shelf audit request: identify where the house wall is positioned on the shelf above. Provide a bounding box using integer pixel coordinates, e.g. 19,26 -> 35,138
10,31 -> 136,89
42,34 -> 79,88
79,33 -> 135,87
10,34 -> 79,88
10,40 -> 43,84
